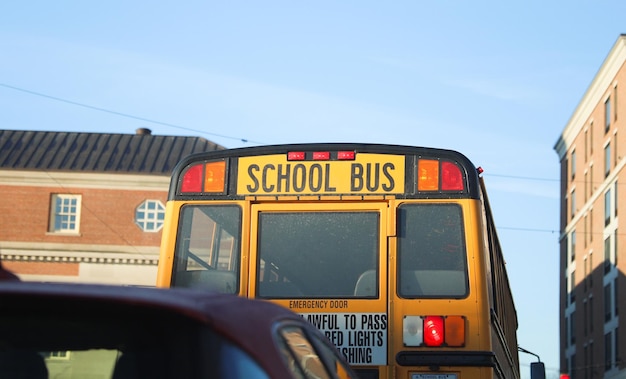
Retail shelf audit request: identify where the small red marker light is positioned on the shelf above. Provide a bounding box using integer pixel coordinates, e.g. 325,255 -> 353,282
287,152 -> 306,161
312,152 -> 330,160
337,151 -> 355,160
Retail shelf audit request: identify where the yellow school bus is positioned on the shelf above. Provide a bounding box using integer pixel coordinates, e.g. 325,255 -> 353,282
156,143 -> 520,379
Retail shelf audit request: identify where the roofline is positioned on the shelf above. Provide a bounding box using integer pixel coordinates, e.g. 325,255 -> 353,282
554,34 -> 626,159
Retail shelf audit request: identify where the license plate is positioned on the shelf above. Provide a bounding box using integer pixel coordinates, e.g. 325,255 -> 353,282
411,375 -> 458,379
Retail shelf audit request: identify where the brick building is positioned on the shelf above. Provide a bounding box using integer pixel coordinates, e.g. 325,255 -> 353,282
0,128 -> 223,286
554,34 -> 626,378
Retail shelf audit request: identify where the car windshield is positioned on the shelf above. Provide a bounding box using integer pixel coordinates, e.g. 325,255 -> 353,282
0,297 -> 269,379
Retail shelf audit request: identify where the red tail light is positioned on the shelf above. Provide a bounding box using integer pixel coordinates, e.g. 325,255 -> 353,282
181,164 -> 203,193
441,161 -> 464,191
423,316 -> 445,346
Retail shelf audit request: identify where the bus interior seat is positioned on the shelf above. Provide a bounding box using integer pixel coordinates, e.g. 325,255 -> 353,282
400,270 -> 466,296
354,270 -> 377,297
176,270 -> 236,294
257,281 -> 303,298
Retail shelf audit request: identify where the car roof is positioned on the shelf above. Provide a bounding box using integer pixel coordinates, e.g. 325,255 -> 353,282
0,282 -> 323,378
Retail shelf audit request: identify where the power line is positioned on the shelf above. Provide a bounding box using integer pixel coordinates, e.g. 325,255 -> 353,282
485,173 -> 559,182
0,82 -> 263,145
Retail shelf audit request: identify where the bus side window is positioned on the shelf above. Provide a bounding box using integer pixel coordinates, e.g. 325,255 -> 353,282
176,270 -> 237,294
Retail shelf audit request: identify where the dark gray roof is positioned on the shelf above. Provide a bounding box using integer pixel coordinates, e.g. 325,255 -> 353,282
0,129 -> 225,175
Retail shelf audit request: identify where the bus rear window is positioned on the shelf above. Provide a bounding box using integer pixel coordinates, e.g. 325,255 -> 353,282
172,205 -> 241,293
397,204 -> 468,298
256,212 -> 379,299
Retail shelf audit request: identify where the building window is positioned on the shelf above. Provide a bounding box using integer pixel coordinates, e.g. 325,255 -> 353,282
605,189 -> 612,226
590,165 -> 594,199
570,230 -> 576,262
591,122 -> 594,154
571,189 -> 576,219
615,279 -> 619,317
585,129 -> 589,162
605,236 -> 612,274
615,182 -> 618,217
590,296 -> 594,332
583,215 -> 589,249
42,351 -> 70,360
605,142 -> 611,177
605,97 -> 611,133
605,331 -> 613,371
615,132 -> 619,166
589,251 -> 594,289
570,313 -> 576,345
615,229 -> 618,267
615,85 -> 618,121
571,271 -> 576,304
49,194 -> 81,233
605,283 -> 612,321
572,149 -> 577,180
135,200 -> 165,232
590,208 -> 594,243
583,300 -> 589,337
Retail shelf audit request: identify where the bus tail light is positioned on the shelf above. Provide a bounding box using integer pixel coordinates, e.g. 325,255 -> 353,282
204,161 -> 226,192
180,161 -> 226,194
181,163 -> 204,193
417,160 -> 439,191
444,315 -> 465,347
441,161 -> 464,191
417,159 -> 465,192
403,315 -> 465,347
423,316 -> 444,346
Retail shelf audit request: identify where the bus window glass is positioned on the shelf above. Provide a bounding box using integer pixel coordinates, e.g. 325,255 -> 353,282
397,204 -> 468,298
257,212 -> 379,298
172,205 -> 241,293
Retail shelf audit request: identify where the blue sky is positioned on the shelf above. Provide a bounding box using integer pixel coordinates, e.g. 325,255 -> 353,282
2,2 -> 626,377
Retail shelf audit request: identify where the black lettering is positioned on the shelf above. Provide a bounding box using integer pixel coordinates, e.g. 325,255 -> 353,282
365,163 -> 380,191
340,347 -> 373,364
262,164 -> 275,192
351,163 -> 363,191
382,163 -> 395,191
324,164 -> 336,192
247,164 -> 260,192
277,164 -> 290,192
377,331 -> 384,346
309,164 -> 323,192
293,164 -> 306,192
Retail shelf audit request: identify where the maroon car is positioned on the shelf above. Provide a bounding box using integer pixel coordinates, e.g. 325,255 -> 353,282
0,282 -> 356,379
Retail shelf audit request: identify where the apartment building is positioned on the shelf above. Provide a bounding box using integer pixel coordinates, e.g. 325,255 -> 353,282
0,128 -> 223,286
555,35 -> 626,378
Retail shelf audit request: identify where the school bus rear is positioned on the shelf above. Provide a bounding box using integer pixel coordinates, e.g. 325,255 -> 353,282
156,144 -> 519,379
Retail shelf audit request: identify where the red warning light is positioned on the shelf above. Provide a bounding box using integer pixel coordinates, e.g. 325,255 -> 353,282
423,316 -> 444,346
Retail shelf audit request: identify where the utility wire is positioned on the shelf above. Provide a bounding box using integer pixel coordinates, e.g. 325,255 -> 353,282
0,82 -> 263,145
